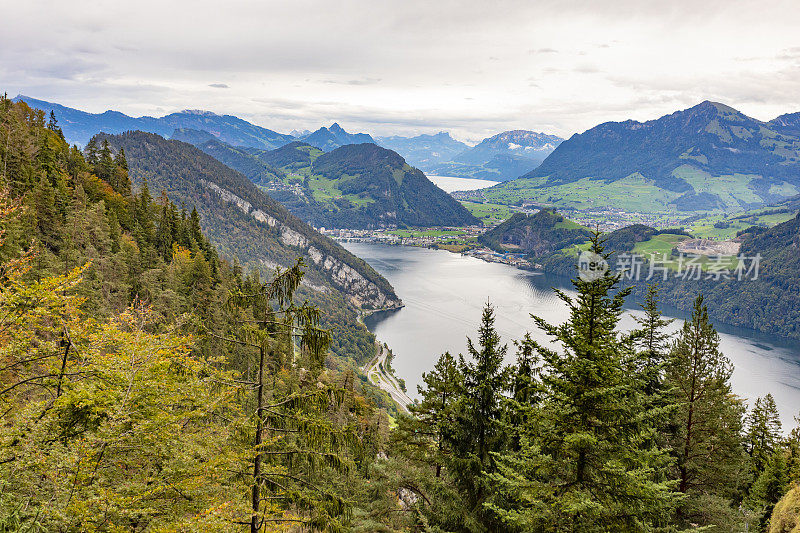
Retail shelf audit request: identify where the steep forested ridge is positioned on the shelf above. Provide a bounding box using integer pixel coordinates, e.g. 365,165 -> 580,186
95,131 -> 402,363
247,142 -> 480,228
171,129 -> 288,185
0,97 -> 400,530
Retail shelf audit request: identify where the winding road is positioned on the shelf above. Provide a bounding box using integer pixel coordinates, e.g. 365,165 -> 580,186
362,342 -> 413,413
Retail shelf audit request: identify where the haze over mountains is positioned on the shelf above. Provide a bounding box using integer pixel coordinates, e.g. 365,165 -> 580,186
15,95 -> 559,183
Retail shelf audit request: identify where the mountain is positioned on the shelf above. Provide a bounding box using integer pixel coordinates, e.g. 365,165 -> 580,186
249,140 -> 325,170
238,142 -> 480,228
97,131 -> 402,361
170,127 -> 219,145
486,101 -> 800,213
455,130 -> 562,167
770,112 -> 800,138
376,132 -> 469,169
301,123 -> 376,151
428,130 -> 563,182
170,128 -> 286,185
478,209 -> 591,256
13,95 -> 295,149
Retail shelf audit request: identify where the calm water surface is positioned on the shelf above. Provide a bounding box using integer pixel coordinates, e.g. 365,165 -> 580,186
427,175 -> 499,192
344,242 -> 800,429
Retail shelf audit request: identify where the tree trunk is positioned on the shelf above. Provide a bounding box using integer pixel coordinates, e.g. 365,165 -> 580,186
251,346 -> 266,533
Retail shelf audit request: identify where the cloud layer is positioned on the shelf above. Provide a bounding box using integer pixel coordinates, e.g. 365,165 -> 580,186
3,0 -> 799,141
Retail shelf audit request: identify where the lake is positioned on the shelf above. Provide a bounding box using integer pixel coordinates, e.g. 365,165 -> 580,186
344,242 -> 800,430
427,175 -> 499,192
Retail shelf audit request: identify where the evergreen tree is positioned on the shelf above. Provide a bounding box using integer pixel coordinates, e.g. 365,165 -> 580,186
487,234 -> 676,532
411,351 -> 463,478
634,283 -> 673,397
84,137 -> 100,166
746,449 -> 790,532
447,302 -> 509,529
747,394 -> 783,475
222,259 -> 359,532
666,295 -> 747,528
46,110 -> 64,140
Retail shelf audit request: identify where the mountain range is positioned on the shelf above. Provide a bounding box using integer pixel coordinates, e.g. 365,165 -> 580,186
376,132 -> 470,169
15,95 -> 294,149
380,130 -> 563,182
481,101 -> 800,213
17,95 -> 561,183
300,123 -> 376,150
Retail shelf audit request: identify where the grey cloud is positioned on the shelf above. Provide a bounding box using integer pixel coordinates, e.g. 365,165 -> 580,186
208,83 -> 229,88
322,78 -> 382,86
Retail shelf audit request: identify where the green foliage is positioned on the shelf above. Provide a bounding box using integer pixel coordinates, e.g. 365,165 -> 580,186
247,142 -> 480,228
666,295 -> 748,530
94,130 -> 399,366
478,208 -> 591,256
0,96 -> 394,531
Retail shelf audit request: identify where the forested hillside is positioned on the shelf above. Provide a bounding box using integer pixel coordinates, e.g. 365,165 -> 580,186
0,96 -> 399,530
202,140 -> 480,229
94,131 -> 402,364
478,208 -> 591,256
3,96 -> 800,531
507,208 -> 800,340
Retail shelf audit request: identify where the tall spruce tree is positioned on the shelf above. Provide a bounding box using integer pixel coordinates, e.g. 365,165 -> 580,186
666,295 -> 747,528
747,394 -> 783,475
447,302 -> 509,531
487,233 -> 676,532
634,283 -> 673,398
409,351 -> 463,479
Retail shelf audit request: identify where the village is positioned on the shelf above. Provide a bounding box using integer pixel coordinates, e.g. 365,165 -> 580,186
319,226 -> 540,270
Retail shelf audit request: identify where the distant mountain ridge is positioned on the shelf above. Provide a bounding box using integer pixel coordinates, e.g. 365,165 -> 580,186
455,130 -> 562,166
518,101 -> 800,207
15,95 -> 295,149
301,123 -> 376,151
384,129 -> 564,182
376,132 -> 470,169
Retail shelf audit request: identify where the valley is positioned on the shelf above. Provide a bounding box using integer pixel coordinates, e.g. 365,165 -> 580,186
8,3 -> 800,531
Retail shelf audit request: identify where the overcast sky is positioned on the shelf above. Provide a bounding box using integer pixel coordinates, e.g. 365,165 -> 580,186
2,0 -> 799,142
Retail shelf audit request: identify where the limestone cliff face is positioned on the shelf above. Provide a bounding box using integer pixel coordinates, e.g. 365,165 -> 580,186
201,180 -> 402,310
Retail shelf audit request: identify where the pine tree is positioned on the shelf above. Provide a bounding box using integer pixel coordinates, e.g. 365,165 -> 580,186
746,449 -> 790,532
666,294 -> 747,527
747,394 -> 783,475
410,351 -> 463,478
634,283 -> 673,397
447,302 -> 509,529
84,138 -> 99,166
221,259 -> 358,532
46,110 -> 63,140
487,233 -> 676,532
